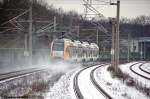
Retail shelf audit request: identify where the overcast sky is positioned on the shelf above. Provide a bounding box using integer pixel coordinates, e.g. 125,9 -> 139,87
46,0 -> 150,19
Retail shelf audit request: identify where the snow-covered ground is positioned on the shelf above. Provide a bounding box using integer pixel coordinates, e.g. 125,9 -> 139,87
45,64 -> 82,99
120,62 -> 150,88
141,63 -> 150,73
95,62 -> 149,99
47,62 -> 150,99
0,62 -> 80,99
1,62 -> 149,99
74,66 -> 106,99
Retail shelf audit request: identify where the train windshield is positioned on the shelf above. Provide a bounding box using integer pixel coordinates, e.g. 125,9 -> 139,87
52,40 -> 64,51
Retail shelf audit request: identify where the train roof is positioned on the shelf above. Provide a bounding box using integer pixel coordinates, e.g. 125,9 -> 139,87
82,42 -> 90,48
52,39 -> 99,49
90,43 -> 99,49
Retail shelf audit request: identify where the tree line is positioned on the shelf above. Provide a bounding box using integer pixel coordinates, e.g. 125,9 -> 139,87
0,0 -> 150,48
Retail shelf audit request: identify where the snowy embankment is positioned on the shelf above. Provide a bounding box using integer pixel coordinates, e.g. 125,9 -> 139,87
39,62 -> 149,99
0,62 -> 80,99
121,62 -> 150,87
45,63 -> 82,99
95,62 -> 149,99
44,64 -> 105,99
74,66 -> 106,99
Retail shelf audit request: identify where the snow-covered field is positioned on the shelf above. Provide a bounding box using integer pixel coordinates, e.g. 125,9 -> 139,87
0,62 -> 150,99
75,66 -> 106,99
45,63 -> 82,99
141,63 -> 150,73
120,62 -> 150,88
46,62 -> 150,99
95,62 -> 149,99
0,62 -> 80,99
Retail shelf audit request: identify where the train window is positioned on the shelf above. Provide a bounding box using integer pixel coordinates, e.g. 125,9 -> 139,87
69,46 -> 73,58
68,46 -> 73,58
52,40 -> 64,51
66,47 -> 69,56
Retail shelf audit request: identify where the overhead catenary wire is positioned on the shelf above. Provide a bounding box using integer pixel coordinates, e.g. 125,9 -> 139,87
95,0 -> 111,4
83,0 -> 104,17
0,8 -> 26,11
0,9 -> 30,26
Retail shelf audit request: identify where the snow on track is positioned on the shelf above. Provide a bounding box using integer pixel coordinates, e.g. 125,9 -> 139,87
95,63 -> 149,99
75,65 -> 106,99
130,63 -> 150,79
140,63 -> 150,74
0,68 -> 47,84
121,62 -> 150,88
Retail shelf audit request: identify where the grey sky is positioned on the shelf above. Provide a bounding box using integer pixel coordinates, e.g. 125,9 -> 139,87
46,0 -> 150,18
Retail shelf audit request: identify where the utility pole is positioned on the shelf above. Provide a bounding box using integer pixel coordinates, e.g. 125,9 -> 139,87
96,28 -> 99,45
54,16 -> 56,32
140,42 -> 143,60
127,33 -> 130,62
143,42 -> 146,60
110,0 -> 120,73
24,33 -> 29,57
116,0 -> 120,72
29,1 -> 33,64
77,25 -> 79,40
111,18 -> 116,68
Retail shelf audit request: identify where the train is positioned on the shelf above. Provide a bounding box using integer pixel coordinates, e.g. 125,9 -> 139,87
50,38 -> 99,62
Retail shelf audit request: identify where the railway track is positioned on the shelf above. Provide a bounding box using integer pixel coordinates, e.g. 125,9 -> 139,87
73,67 -> 86,99
73,63 -> 111,99
139,63 -> 150,75
130,62 -> 150,80
90,65 -> 112,99
0,68 -> 47,83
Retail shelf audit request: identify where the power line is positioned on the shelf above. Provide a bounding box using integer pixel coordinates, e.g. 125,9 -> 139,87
0,8 -> 26,11
95,0 -> 111,4
0,9 -> 30,26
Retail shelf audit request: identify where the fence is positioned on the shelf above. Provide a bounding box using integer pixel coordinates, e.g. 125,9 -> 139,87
0,48 -> 50,67
100,51 -> 141,61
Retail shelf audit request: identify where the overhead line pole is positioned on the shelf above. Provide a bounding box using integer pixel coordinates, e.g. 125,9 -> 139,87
110,0 -> 120,73
116,0 -> 120,72
111,18 -> 116,69
29,1 -> 33,65
54,16 -> 56,32
127,33 -> 130,62
96,28 -> 99,45
77,25 -> 80,40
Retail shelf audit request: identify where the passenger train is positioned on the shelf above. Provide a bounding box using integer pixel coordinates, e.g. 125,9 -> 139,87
50,38 -> 99,62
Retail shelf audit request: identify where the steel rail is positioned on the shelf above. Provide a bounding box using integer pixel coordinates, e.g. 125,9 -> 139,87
73,63 -> 107,99
130,62 -> 150,80
0,68 -> 47,83
139,63 -> 150,75
73,66 -> 89,99
90,64 -> 112,99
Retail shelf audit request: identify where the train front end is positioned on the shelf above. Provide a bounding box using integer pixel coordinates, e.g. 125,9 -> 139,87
50,39 -> 65,61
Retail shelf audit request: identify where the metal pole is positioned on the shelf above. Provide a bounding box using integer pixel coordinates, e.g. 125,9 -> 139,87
111,18 -> 116,67
140,42 -> 142,60
115,0 -> 120,72
54,16 -> 56,32
144,42 -> 145,60
77,25 -> 80,40
29,3 -> 32,64
96,28 -> 99,45
25,33 -> 28,51
24,33 -> 29,56
127,33 -> 130,62
110,0 -> 120,72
